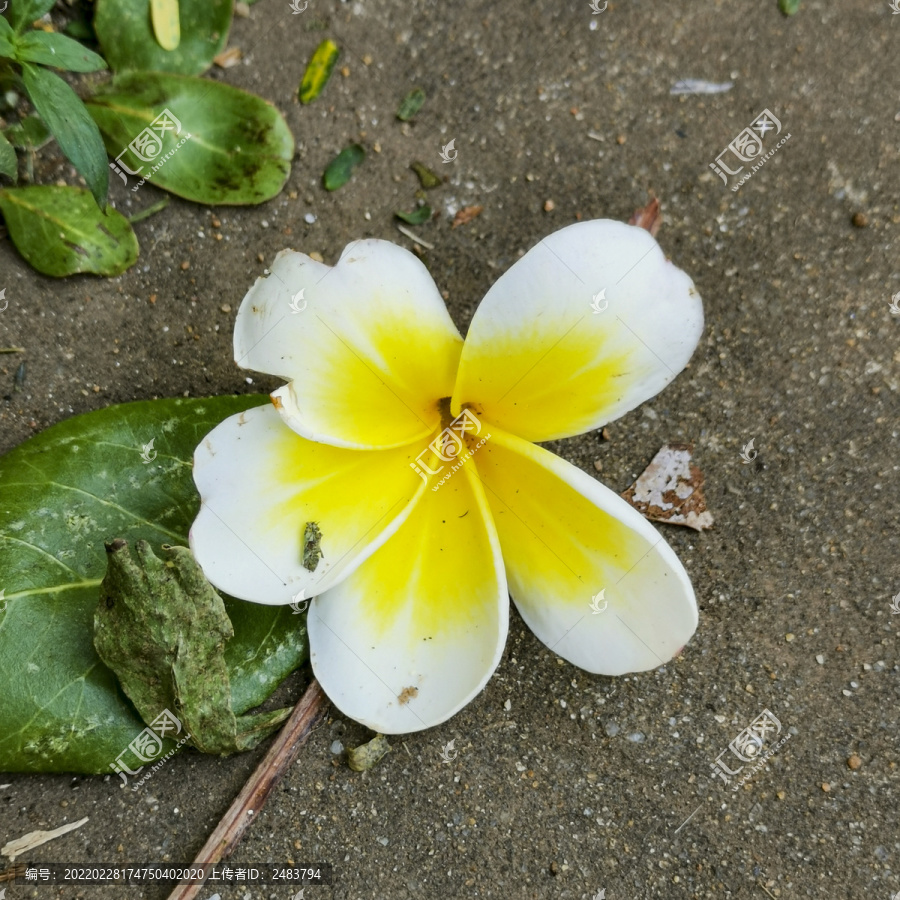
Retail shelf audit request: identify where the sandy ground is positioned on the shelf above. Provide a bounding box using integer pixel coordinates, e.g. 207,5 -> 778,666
1,0 -> 899,898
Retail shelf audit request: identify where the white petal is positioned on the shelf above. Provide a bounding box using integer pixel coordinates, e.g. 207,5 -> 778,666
474,426 -> 698,675
234,240 -> 463,449
452,219 -> 703,441
308,457 -> 508,733
190,403 -> 425,604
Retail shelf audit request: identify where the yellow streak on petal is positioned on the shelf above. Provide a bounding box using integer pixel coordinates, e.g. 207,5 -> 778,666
349,453 -> 501,644
473,427 -> 645,608
266,425 -> 422,569
453,323 -> 640,441
287,304 -> 461,446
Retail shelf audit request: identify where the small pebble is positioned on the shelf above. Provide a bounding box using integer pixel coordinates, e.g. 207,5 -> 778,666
593,459 -> 603,472
816,654 -> 825,665
304,213 -> 317,224
627,732 -> 645,743
776,791 -> 785,800
220,303 -> 232,313
616,134 -> 626,144
309,251 -> 325,262
851,212 -> 868,228
842,689 -> 852,696
821,782 -> 831,792
543,199 -> 555,212
785,633 -> 795,642
504,699 -> 511,711
180,261 -> 190,270
331,740 -> 344,755
604,721 -> 620,737
847,755 -> 862,770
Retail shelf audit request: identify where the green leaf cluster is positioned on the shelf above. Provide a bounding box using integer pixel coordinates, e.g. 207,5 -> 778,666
0,0 -> 294,277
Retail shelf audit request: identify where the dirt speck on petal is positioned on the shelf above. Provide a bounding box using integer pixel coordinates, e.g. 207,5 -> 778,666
397,685 -> 419,704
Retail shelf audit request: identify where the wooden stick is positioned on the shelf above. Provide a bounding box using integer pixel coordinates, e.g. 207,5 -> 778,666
166,679 -> 328,900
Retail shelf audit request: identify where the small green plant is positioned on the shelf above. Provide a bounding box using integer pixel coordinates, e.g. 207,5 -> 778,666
0,0 -> 109,207
0,0 -> 294,277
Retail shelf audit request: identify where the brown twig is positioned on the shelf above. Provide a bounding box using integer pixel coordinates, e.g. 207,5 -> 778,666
165,678 -> 328,900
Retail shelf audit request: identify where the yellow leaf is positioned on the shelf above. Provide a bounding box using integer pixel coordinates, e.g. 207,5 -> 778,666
299,39 -> 340,104
151,0 -> 181,51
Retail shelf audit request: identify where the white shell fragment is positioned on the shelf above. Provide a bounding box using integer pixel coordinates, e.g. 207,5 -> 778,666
621,444 -> 714,532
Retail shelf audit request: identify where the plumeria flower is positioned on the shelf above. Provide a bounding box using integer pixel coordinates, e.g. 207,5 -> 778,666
190,219 -> 704,734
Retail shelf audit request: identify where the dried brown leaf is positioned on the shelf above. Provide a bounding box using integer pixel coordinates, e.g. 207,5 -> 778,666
628,197 -> 662,237
451,205 -> 483,228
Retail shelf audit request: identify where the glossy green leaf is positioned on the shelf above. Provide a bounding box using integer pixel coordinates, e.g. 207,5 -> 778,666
394,204 -> 432,225
21,63 -> 109,208
0,395 -> 308,774
15,31 -> 108,72
299,39 -> 339,104
4,114 -> 52,150
323,143 -> 364,191
396,87 -> 425,121
87,72 -> 294,206
0,131 -> 16,179
0,185 -> 137,277
8,0 -> 56,32
93,0 -> 231,75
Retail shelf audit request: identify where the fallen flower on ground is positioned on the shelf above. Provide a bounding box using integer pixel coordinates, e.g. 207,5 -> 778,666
190,218 -> 704,733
